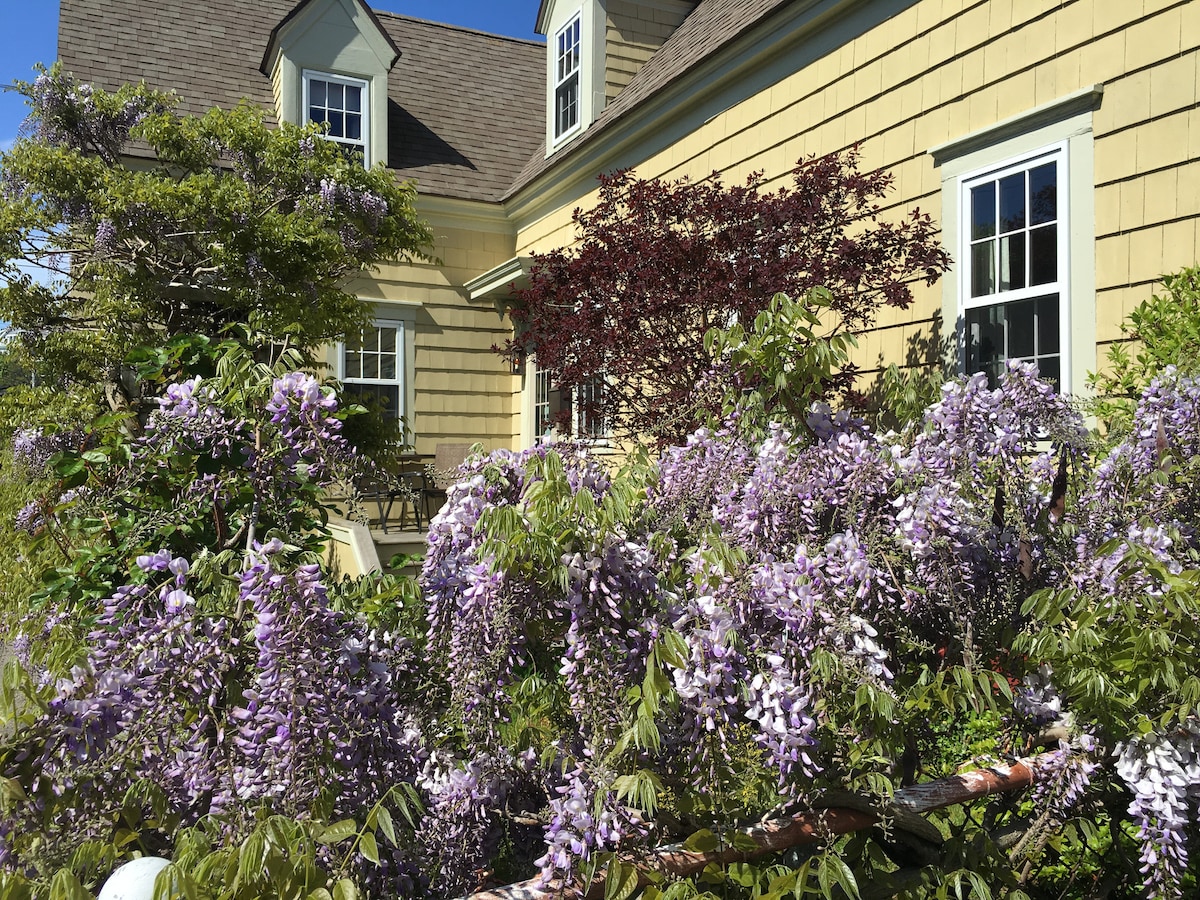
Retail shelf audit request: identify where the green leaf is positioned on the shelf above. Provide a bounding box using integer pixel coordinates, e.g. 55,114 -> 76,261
828,857 -> 860,900
726,863 -> 758,888
236,829 -> 267,886
51,455 -> 85,477
359,832 -> 380,866
48,869 -> 89,900
683,828 -> 719,853
316,819 -> 358,845
333,878 -> 359,900
374,805 -> 397,846
730,832 -> 759,853
604,860 -> 640,900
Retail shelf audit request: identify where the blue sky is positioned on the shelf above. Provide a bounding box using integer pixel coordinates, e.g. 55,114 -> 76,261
0,1 -> 543,150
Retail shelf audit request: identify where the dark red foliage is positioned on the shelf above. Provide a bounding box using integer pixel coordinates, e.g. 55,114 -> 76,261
502,147 -> 951,445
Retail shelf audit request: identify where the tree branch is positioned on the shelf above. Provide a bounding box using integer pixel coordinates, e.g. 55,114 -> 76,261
464,754 -> 1047,900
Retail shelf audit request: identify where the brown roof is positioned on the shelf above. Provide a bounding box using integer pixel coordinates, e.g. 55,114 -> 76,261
57,0 -> 546,203
375,13 -> 545,201
503,0 -> 792,199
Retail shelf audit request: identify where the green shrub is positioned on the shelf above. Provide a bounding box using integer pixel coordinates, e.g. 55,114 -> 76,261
1090,266 -> 1200,432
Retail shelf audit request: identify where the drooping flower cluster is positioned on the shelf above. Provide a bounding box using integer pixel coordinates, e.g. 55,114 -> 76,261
0,551 -> 234,873
419,363 -> 1102,881
1028,737 -> 1097,826
265,371 -> 354,486
535,764 -> 643,887
20,68 -> 159,161
0,544 -> 431,894
9,427 -> 82,478
1115,724 -> 1200,899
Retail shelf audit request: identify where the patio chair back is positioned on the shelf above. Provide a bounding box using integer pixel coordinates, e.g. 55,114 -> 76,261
422,442 -> 476,519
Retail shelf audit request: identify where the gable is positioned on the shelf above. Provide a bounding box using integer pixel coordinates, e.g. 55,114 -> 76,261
261,0 -> 400,80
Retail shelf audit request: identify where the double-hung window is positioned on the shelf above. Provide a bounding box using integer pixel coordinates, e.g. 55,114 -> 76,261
574,378 -> 605,439
534,366 -> 555,441
532,365 -> 606,442
554,15 -> 581,140
305,71 -> 368,163
342,320 -> 404,421
961,146 -> 1067,389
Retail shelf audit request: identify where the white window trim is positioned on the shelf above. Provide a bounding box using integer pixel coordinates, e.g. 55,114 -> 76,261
931,89 -> 1100,398
528,362 -> 611,447
303,69 -> 370,166
543,0 -> 605,155
338,316 -> 410,430
552,13 -> 583,146
957,143 -> 1070,390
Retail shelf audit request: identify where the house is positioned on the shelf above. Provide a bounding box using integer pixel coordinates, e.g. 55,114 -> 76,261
59,0 -> 1200,458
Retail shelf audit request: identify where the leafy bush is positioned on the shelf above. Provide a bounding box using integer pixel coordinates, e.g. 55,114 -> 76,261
418,300 -> 1200,899
503,149 -> 950,445
1090,266 -> 1200,432
5,290 -> 1200,900
0,66 -> 432,414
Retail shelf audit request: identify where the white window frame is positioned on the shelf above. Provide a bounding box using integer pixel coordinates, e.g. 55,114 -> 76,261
930,86 -> 1101,399
573,377 -> 606,440
553,13 -> 582,143
530,363 -> 609,445
339,318 -> 406,423
958,143 -> 1069,390
533,365 -> 555,442
303,70 -> 370,165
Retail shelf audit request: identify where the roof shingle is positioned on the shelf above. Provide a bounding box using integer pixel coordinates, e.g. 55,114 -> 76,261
503,0 -> 791,199
57,0 -> 546,203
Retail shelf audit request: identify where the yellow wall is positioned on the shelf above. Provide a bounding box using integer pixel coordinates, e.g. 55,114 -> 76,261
604,0 -> 695,102
513,0 -> 1200,385
346,200 -> 521,455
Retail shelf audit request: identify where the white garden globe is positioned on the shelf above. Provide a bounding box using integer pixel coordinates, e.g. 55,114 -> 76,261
97,857 -> 170,900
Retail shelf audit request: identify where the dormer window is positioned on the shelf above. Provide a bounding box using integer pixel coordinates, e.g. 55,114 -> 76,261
304,70 -> 369,164
554,15 -> 581,140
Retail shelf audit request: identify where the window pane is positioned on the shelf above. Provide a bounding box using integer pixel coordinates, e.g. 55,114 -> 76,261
1036,294 -> 1060,353
327,112 -> 343,138
345,383 -> 400,420
971,241 -> 995,297
345,114 -> 361,141
379,328 -> 396,353
362,354 -> 379,379
328,83 -> 344,108
966,306 -> 1004,379
363,328 -> 379,352
971,182 -> 995,240
310,80 -> 326,105
344,350 -> 361,378
380,356 -> 396,380
999,172 -> 1025,233
308,106 -> 325,125
966,295 -> 1062,389
1006,298 -> 1035,359
1029,162 -> 1056,225
556,75 -> 579,135
1030,224 -> 1056,285
999,232 -> 1026,292
345,85 -> 361,112
1036,356 -> 1060,388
